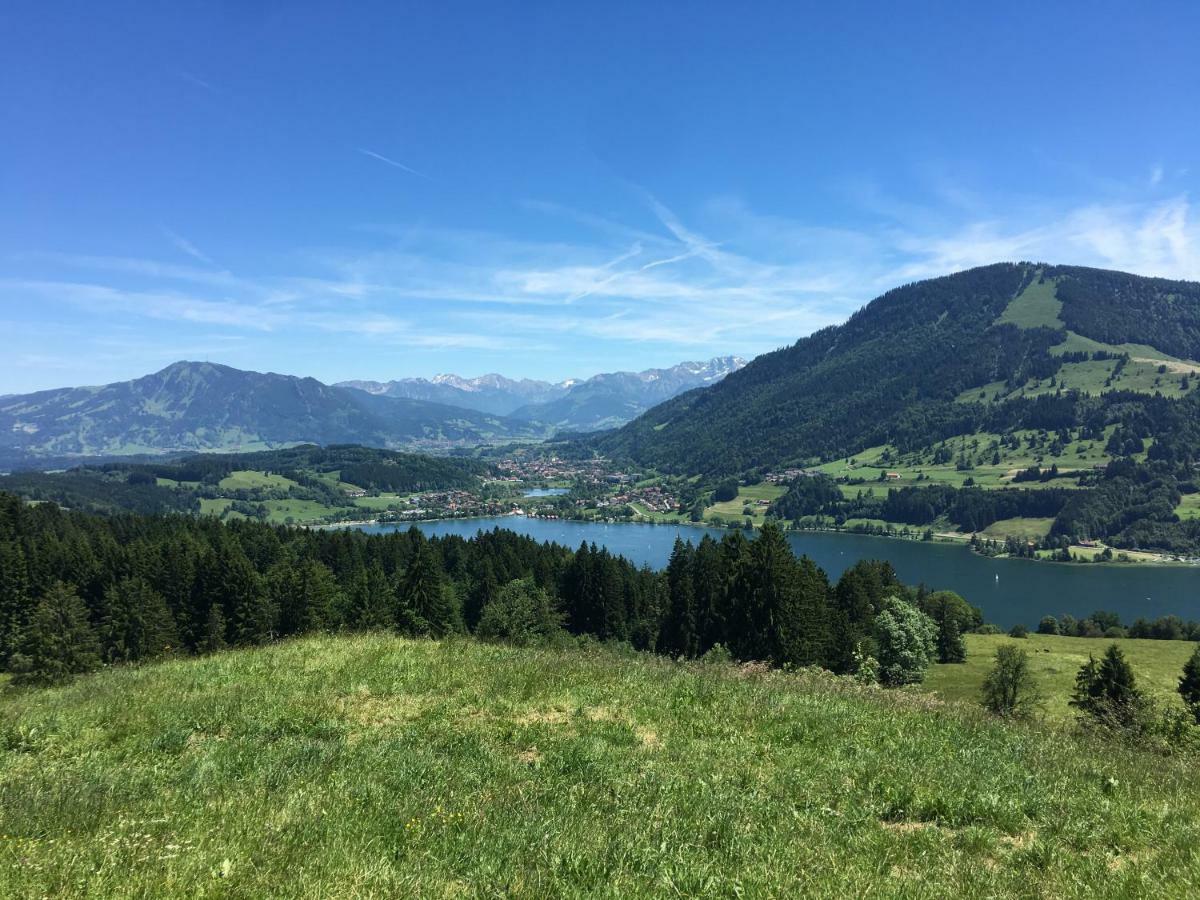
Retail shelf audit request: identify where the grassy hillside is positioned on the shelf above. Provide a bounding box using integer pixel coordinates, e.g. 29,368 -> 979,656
4,635 -> 1200,896
926,633 -> 1197,721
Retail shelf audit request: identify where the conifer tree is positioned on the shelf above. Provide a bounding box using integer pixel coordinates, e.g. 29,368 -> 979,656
661,538 -> 698,657
732,522 -> 794,661
346,561 -> 395,630
772,555 -> 832,668
938,616 -> 967,664
0,540 -> 30,666
397,540 -> 459,636
464,558 -> 498,631
197,604 -> 228,654
693,535 -> 728,650
269,557 -> 340,636
99,576 -> 179,663
11,582 -> 100,685
1071,645 -> 1145,728
1178,645 -> 1200,724
222,548 -> 274,646
596,550 -> 628,642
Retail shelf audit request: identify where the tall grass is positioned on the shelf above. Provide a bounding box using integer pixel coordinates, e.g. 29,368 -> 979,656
3,634 -> 1200,896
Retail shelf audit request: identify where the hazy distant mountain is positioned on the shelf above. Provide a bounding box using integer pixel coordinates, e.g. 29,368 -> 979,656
337,357 -> 746,430
511,357 -> 747,431
0,361 -> 546,468
338,373 -> 568,416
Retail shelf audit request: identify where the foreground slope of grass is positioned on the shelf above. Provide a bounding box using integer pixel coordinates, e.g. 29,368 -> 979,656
5,636 -> 1200,897
925,633 -> 1198,721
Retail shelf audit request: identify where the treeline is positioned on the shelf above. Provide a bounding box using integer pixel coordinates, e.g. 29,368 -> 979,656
0,493 -> 975,687
1031,610 -> 1200,642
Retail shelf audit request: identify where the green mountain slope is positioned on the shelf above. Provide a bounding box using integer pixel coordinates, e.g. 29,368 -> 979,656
595,263 -> 1200,475
3,634 -> 1200,896
0,362 -> 545,468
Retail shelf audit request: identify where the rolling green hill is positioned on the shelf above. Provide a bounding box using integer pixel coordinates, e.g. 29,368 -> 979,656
594,263 -> 1200,476
4,634 -> 1200,896
593,263 -> 1200,555
0,445 -> 492,522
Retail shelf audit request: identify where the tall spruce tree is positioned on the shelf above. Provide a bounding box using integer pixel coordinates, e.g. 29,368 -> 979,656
11,582 -> 100,685
0,540 -> 30,667
197,604 -> 228,654
269,557 -> 340,636
1178,645 -> 1200,724
397,540 -> 460,636
693,535 -> 728,651
99,576 -> 179,664
1071,645 -> 1145,728
346,561 -> 395,630
772,555 -> 832,669
661,538 -> 698,658
732,523 -> 795,661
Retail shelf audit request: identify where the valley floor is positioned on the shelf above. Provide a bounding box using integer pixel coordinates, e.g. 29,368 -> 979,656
4,635 -> 1200,897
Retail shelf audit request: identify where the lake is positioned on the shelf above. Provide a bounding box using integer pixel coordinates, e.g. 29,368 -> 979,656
355,517 -> 1200,628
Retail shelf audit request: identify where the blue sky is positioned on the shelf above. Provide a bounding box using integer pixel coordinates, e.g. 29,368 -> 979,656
2,1 -> 1199,394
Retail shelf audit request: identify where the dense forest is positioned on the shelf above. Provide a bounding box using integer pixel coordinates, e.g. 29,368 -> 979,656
0,492 -> 977,686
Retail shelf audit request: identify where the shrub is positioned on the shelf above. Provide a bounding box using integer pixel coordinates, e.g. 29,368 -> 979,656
476,578 -> 565,647
1008,623 -> 1029,638
1036,615 -> 1059,635
873,598 -> 937,686
981,645 -> 1042,717
851,642 -> 880,685
700,643 -> 733,667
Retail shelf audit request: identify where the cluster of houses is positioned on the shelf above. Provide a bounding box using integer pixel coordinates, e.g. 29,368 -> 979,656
764,467 -> 823,484
493,455 -> 611,484
386,489 -> 512,520
591,484 -> 679,515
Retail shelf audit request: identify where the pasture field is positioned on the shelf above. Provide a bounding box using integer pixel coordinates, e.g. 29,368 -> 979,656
704,482 -> 785,524
217,470 -> 298,491
4,634 -> 1200,896
924,633 -> 1197,722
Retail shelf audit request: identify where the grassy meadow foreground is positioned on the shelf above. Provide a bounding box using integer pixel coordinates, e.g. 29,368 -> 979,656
5,636 -> 1200,897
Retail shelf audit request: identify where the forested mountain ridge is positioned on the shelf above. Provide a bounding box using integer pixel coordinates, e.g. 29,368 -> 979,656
594,263 -> 1200,475
0,361 -> 546,468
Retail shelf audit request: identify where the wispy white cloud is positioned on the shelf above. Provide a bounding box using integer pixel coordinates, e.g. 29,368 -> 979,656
358,148 -> 428,179
7,188 -> 1199,384
178,71 -> 213,90
162,227 -> 220,268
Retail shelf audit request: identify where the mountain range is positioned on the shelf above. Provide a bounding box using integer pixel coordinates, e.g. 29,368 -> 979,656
336,357 -> 745,428
0,356 -> 744,469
